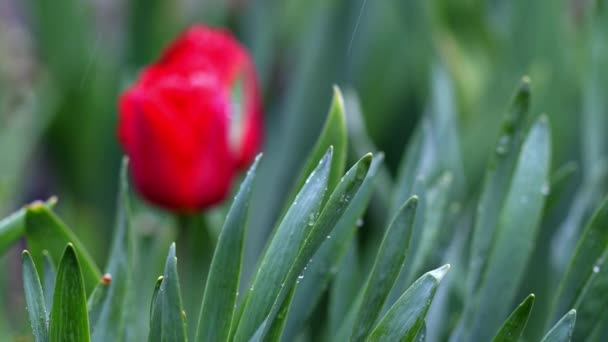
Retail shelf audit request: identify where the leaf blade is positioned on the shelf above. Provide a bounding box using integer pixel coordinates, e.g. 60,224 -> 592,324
259,153 -> 372,340
22,250 -> 49,342
89,158 -> 133,342
368,265 -> 450,342
232,148 -> 333,341
25,204 -> 101,295
491,294 -> 535,342
49,244 -> 91,342
160,243 -> 187,342
468,115 -> 551,341
551,196 -> 608,321
350,196 -> 419,341
283,154 -> 385,339
195,155 -> 261,342
541,310 -> 576,342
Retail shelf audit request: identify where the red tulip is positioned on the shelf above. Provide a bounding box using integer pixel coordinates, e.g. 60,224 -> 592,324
118,25 -> 262,212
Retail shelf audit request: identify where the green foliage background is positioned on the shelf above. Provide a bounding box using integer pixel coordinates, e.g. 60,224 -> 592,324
0,0 -> 607,341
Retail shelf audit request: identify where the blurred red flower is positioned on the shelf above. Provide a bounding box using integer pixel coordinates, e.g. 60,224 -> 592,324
118,25 -> 262,212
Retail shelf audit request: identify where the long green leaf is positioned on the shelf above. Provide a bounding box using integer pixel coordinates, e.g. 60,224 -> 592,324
408,172 -> 452,281
195,155 -> 261,342
368,264 -> 450,342
415,321 -> 426,342
49,244 -> 90,342
350,196 -> 419,341
264,286 -> 295,342
89,158 -> 133,342
467,77 -> 533,299
284,154 -> 385,339
290,86 -> 347,200
541,310 -> 576,342
148,276 -> 163,342
491,294 -> 535,342
22,250 -> 49,342
158,243 -> 187,342
571,251 -> 608,341
259,153 -> 372,340
0,208 -> 26,255
25,204 -> 101,295
42,250 -> 56,311
232,148 -> 333,341
544,162 -> 578,212
0,197 -> 56,256
551,196 -> 608,321
468,115 -> 551,341
328,239 -> 361,337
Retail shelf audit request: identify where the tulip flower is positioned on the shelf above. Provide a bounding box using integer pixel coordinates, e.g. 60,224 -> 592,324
118,25 -> 262,212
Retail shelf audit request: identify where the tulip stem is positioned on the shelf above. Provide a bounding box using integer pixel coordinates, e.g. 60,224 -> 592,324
176,213 -> 215,339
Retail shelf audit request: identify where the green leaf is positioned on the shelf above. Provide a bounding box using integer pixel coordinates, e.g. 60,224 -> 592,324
285,154 -> 385,339
467,77 -> 533,299
328,239 -> 361,337
350,196 -> 419,341
428,63 -> 466,198
468,115 -> 551,341
49,244 -> 91,342
491,294 -> 535,342
544,161 -> 578,212
232,148 -> 333,341
259,153 -> 372,340
148,276 -> 163,342
155,243 -> 187,342
22,250 -> 49,342
588,307 -> 608,342
264,286 -> 295,342
42,250 -> 56,313
415,321 -> 426,342
571,254 -> 608,341
391,122 -> 426,216
0,208 -> 26,255
89,158 -> 133,342
195,155 -> 261,342
551,196 -> 608,322
541,310 -> 576,342
0,197 -> 56,256
408,172 -> 453,281
25,203 -> 101,295
368,264 -> 450,342
344,90 -> 393,212
290,85 -> 347,199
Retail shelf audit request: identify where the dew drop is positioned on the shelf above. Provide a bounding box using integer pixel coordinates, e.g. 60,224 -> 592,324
593,265 -> 600,273
326,235 -> 332,239
298,275 -> 304,279
496,135 -> 511,156
308,213 -> 316,226
356,218 -> 364,227
496,145 -> 508,155
541,183 -> 550,196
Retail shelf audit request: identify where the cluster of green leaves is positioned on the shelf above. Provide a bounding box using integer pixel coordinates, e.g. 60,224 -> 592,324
1,83 -> 607,342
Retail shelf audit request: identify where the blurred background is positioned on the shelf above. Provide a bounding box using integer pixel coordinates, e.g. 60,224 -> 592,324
1,0 -> 607,339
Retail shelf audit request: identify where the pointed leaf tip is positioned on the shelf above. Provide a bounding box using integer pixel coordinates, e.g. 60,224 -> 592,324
429,264 -> 450,282
520,75 -> 531,88
332,85 -> 345,109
